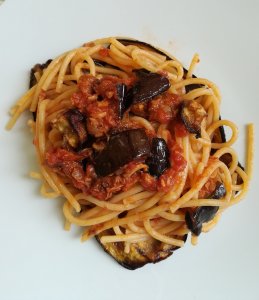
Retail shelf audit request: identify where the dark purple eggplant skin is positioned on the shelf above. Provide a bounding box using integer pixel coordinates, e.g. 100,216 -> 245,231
118,39 -> 197,79
185,182 -> 226,236
94,128 -> 150,177
29,59 -> 52,88
96,229 -> 188,270
218,116 -> 226,143
29,59 -> 52,120
132,71 -> 170,104
210,183 -> 226,199
93,59 -> 122,71
92,59 -> 106,67
185,83 -> 204,93
118,39 -> 205,93
118,39 -> 173,61
146,138 -> 170,177
116,83 -> 133,119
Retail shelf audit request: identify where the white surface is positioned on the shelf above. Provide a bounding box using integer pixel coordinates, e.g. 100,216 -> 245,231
0,0 -> 258,299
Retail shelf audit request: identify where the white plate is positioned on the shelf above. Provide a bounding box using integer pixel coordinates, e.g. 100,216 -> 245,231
0,1 -> 258,299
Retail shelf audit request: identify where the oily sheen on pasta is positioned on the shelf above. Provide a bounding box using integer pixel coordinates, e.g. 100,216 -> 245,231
7,37 -> 253,269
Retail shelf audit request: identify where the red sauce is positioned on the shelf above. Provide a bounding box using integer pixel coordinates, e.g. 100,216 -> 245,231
157,139 -> 187,192
139,173 -> 157,191
194,157 -> 219,196
98,48 -> 109,57
45,149 -> 140,200
138,136 -> 187,193
71,91 -> 87,112
72,75 -> 125,137
45,74 -> 190,200
85,99 -> 118,137
148,92 -> 180,124
169,141 -> 187,172
45,149 -> 90,190
174,122 -> 189,137
199,177 -> 218,198
78,74 -> 98,99
45,148 -> 86,166
90,173 -> 139,200
94,76 -> 119,98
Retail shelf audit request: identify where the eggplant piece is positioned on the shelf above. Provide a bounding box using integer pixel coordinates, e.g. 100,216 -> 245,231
180,100 -> 207,138
117,39 -> 228,145
116,83 -> 133,118
118,39 -> 173,61
132,71 -> 170,104
78,133 -> 96,151
118,39 -> 193,77
211,116 -> 227,145
210,182 -> 226,199
118,39 -> 205,92
53,114 -> 78,148
94,129 -> 150,177
93,59 -> 122,71
96,229 -> 187,270
185,84 -> 204,93
211,117 -> 244,184
185,182 -> 226,236
93,59 -> 107,67
64,109 -> 87,146
29,59 -> 52,88
146,138 -> 170,177
53,109 -> 87,149
29,59 -> 52,120
118,39 -> 201,85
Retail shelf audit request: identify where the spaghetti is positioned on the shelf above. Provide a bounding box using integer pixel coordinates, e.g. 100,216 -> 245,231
6,37 -> 254,269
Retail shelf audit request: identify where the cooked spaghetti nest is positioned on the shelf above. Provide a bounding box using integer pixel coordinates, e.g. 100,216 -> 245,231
6,37 -> 253,256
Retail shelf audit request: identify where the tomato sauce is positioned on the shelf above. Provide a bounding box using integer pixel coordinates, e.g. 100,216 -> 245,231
157,140 -> 187,192
45,73 -> 189,200
174,122 -> 189,138
98,48 -> 109,57
148,92 -> 180,124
